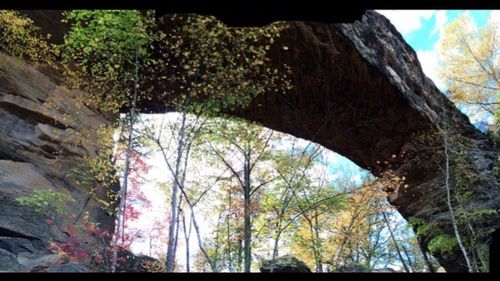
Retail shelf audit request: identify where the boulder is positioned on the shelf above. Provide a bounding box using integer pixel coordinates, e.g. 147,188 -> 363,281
117,251 -> 165,272
260,255 -> 312,273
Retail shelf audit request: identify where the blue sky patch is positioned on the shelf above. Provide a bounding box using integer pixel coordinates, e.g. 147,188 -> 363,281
405,14 -> 440,51
402,11 -> 492,53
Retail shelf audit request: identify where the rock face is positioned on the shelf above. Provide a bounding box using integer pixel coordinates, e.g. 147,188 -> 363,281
1,10 -> 498,272
0,53 -> 116,271
260,255 -> 312,273
217,12 -> 498,272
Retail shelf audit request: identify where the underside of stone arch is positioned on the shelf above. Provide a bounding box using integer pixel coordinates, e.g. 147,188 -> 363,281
0,10 -> 498,272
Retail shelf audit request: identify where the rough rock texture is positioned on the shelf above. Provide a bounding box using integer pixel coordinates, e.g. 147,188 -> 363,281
218,12 -> 498,272
1,10 -> 497,272
0,53 -> 116,271
260,255 -> 312,272
0,53 -> 164,272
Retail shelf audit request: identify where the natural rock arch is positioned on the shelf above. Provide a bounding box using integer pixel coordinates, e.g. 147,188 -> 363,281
0,10 -> 498,272
195,12 -> 499,271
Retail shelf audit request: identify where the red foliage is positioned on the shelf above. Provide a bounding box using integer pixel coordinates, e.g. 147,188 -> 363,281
136,215 -> 170,257
49,148 -> 154,271
113,148 -> 152,251
66,227 -> 77,238
49,213 -> 131,270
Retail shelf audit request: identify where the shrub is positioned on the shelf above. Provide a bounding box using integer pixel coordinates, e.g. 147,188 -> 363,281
16,188 -> 73,219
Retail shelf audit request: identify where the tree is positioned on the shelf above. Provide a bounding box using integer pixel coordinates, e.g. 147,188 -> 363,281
137,110 -> 224,272
0,10 -> 57,66
392,215 -> 440,273
327,179 -> 386,270
60,10 -> 154,272
381,211 -> 410,272
267,142 -> 344,272
162,112 -> 189,272
200,179 -> 245,272
438,14 -> 499,131
140,216 -> 169,258
289,184 -> 345,272
112,148 -> 151,251
442,129 -> 474,272
200,118 -> 277,272
60,10 -> 154,113
256,146 -> 309,271
133,14 -> 292,272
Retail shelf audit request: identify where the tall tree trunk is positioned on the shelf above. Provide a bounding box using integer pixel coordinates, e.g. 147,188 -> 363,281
182,210 -> 192,272
333,216 -> 357,268
443,130 -> 474,272
243,153 -> 252,272
270,228 -> 282,273
237,238 -> 243,272
227,188 -> 233,272
159,139 -> 217,272
213,211 -> 224,271
174,161 -> 217,272
190,204 -> 217,271
382,211 -> 410,273
172,198 -> 183,268
313,211 -> 323,272
305,216 -> 320,272
165,112 -> 187,272
111,50 -> 139,273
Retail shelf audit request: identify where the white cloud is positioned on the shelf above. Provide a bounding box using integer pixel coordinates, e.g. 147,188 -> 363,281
413,10 -> 448,91
328,172 -> 341,182
490,11 -> 500,50
416,49 -> 446,90
323,150 -> 341,165
350,174 -> 362,185
491,10 -> 500,26
491,12 -> 500,69
376,10 -> 435,35
431,10 -> 448,36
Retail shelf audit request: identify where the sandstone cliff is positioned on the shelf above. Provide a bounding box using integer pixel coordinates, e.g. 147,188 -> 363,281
0,53 -> 115,271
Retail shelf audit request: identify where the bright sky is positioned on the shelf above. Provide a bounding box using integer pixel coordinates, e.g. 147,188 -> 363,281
377,10 -> 499,130
377,10 -> 492,89
126,10 -> 498,270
